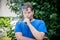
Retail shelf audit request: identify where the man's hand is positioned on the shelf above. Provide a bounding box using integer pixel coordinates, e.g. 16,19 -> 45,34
23,18 -> 30,24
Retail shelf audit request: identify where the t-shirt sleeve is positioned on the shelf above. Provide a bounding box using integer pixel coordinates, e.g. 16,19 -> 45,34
14,22 -> 22,33
38,20 -> 47,33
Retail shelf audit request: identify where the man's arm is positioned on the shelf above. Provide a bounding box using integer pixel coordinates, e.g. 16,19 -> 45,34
27,23 -> 45,40
15,32 -> 36,40
24,18 -> 45,40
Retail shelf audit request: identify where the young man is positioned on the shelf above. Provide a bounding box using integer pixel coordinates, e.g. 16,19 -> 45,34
14,2 -> 47,40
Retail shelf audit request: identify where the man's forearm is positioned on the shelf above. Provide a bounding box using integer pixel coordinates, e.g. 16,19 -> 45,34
27,23 -> 44,40
17,36 -> 36,40
20,36 -> 35,40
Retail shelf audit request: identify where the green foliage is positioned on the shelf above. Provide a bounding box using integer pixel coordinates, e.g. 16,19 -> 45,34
0,37 -> 11,40
0,17 -> 12,40
7,0 -> 24,13
0,17 -> 16,40
7,27 -> 16,40
0,17 -> 11,27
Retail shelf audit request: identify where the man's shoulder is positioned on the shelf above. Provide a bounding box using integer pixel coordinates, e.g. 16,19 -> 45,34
35,19 -> 45,23
16,21 -> 23,25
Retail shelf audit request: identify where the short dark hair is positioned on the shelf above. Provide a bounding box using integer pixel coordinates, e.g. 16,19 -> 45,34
21,2 -> 33,11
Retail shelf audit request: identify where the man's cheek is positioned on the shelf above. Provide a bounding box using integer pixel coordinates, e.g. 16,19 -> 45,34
23,14 -> 27,18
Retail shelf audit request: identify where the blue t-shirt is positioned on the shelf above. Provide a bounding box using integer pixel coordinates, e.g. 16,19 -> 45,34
14,19 -> 47,38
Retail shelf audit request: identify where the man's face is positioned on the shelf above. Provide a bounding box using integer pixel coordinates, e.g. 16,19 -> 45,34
23,7 -> 34,19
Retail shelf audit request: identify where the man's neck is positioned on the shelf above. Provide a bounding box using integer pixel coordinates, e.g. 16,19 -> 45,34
30,17 -> 35,22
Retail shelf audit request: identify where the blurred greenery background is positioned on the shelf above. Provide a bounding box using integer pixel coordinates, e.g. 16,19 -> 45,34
0,0 -> 60,40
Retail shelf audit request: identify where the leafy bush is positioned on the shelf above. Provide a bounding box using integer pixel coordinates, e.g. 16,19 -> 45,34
0,17 -> 16,40
0,17 -> 12,40
0,17 -> 11,28
7,27 -> 16,40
